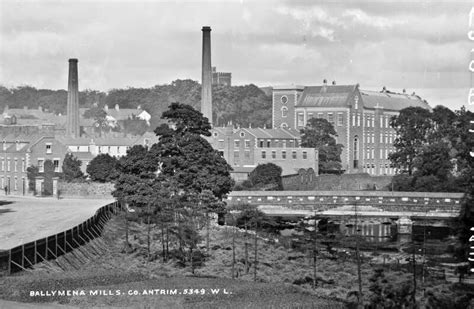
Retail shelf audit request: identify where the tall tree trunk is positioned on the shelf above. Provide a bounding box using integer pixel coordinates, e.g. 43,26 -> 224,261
206,211 -> 210,253
232,220 -> 236,279
313,218 -> 317,289
147,207 -> 151,260
245,222 -> 249,274
253,222 -> 258,282
355,204 -> 363,306
161,223 -> 166,262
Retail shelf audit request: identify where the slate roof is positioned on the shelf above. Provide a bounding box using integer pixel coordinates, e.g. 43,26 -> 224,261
296,85 -> 356,108
294,84 -> 430,111
359,90 -> 431,111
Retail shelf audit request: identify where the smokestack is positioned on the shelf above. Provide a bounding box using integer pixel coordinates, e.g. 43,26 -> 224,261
201,26 -> 212,126
67,58 -> 80,138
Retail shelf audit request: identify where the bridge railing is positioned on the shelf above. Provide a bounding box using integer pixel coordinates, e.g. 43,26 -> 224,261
227,191 -> 464,214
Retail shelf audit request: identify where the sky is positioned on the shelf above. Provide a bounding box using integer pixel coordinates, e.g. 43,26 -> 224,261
0,0 -> 473,111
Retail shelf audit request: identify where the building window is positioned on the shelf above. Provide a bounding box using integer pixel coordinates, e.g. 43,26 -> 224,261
1,158 -> 4,171
7,160 -> 10,172
53,159 -> 60,172
38,159 -> 44,173
244,140 -> 251,148
267,140 -> 271,147
282,140 -> 287,148
317,113 -> 324,119
328,113 -> 334,124
281,95 -> 288,104
261,151 -> 266,159
272,151 -> 276,159
281,106 -> 288,118
240,132 -> 245,138
14,177 -> 17,191
292,151 -> 297,159
352,114 -> 356,126
280,123 -> 288,129
357,113 -> 360,127
275,140 -> 279,147
380,116 -> 384,128
234,140 -> 240,148
282,151 -> 286,159
354,95 -> 359,109
303,151 -> 307,159
337,113 -> 343,126
233,151 -> 240,163
244,151 -> 250,160
45,143 -> 52,154
21,159 -> 25,172
212,132 -> 218,137
308,113 -> 314,120
297,113 -> 304,127
353,136 -> 359,169
218,140 -> 224,149
14,158 -> 17,172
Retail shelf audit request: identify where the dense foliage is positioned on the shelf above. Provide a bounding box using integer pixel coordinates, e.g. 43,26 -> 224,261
0,80 -> 272,129
113,103 -> 234,266
239,163 -> 283,190
300,118 -> 344,174
62,153 -> 84,182
86,154 -> 120,183
389,106 -> 473,192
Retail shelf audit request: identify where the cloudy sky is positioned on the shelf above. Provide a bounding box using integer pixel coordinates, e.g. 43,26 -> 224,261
0,0 -> 473,110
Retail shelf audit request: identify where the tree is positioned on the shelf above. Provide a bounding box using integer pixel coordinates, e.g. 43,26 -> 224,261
247,163 -> 283,190
62,153 -> 84,182
86,154 -> 119,182
26,165 -> 39,193
389,107 -> 433,176
152,103 -> 234,269
113,145 -> 159,257
300,118 -> 343,173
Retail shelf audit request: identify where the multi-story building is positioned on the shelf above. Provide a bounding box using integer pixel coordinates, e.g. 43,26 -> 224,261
212,67 -> 232,86
207,126 -> 318,182
272,82 -> 431,175
0,134 -> 69,195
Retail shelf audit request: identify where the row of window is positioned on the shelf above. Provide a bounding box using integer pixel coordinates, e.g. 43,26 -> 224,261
261,150 -> 308,160
0,158 -> 26,173
365,148 -> 393,160
364,133 -> 396,144
228,139 -> 300,149
0,176 -> 25,191
364,115 -> 393,128
296,112 -> 345,127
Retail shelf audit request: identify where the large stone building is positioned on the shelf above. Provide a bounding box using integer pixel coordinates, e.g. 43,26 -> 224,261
272,81 -> 431,175
206,126 -> 318,182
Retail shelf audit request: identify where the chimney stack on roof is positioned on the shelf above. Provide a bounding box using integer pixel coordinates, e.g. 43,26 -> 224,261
201,26 -> 213,126
403,89 -> 406,94
382,86 -> 386,92
323,79 -> 327,85
332,80 -> 336,85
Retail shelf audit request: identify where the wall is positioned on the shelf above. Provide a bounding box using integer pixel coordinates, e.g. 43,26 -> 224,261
58,181 -> 114,198
283,172 -> 392,191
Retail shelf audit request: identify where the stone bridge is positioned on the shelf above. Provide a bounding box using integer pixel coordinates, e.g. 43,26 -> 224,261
227,190 -> 464,225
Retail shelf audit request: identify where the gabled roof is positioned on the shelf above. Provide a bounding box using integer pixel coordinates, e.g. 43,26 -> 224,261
296,85 -> 357,107
359,90 -> 431,111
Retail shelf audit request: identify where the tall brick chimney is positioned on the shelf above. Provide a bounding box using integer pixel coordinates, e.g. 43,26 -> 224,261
201,26 -> 212,126
67,58 -> 80,138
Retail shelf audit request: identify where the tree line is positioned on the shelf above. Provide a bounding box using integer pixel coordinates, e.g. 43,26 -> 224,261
0,80 -> 272,129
